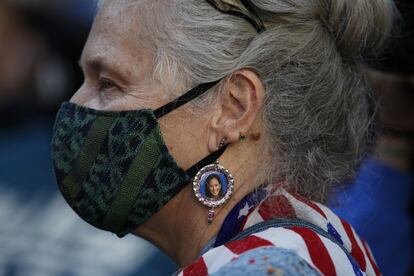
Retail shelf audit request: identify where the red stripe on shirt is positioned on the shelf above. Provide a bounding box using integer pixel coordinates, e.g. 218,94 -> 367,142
258,195 -> 296,221
239,207 -> 257,231
290,227 -> 336,276
225,235 -> 274,255
269,181 -> 286,194
362,240 -> 381,276
183,257 -> 208,276
341,219 -> 367,271
290,193 -> 328,219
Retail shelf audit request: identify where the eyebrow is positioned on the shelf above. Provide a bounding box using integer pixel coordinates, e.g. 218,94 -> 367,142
79,56 -> 129,83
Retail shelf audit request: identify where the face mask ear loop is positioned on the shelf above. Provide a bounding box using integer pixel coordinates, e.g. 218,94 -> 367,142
186,144 -> 229,178
154,80 -> 221,119
153,79 -> 227,177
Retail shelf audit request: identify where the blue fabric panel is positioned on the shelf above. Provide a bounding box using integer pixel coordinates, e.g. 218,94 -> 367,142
213,247 -> 320,276
331,158 -> 414,276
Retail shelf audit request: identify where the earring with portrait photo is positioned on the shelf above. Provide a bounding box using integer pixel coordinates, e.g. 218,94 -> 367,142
193,160 -> 234,224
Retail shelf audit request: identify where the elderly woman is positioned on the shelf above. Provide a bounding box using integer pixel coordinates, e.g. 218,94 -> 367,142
51,0 -> 394,275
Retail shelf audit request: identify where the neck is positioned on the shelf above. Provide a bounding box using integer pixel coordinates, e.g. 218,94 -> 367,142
134,141 -> 262,268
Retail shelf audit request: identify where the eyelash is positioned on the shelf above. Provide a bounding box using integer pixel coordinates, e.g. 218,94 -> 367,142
98,78 -> 117,92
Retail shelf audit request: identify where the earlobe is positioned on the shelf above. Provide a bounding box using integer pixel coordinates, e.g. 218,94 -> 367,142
207,124 -> 221,152
207,112 -> 235,152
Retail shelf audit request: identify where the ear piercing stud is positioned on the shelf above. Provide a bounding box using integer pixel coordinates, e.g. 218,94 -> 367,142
218,138 -> 227,149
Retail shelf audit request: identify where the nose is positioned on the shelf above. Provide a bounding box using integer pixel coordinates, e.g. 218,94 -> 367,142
70,84 -> 101,109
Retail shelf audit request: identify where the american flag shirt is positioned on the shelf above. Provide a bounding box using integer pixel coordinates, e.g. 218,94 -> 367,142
178,184 -> 380,276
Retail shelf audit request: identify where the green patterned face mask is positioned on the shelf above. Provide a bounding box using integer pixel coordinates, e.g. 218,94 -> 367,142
51,81 -> 226,237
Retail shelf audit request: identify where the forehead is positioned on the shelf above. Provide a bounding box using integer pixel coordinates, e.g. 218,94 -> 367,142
209,178 -> 220,183
81,1 -> 154,75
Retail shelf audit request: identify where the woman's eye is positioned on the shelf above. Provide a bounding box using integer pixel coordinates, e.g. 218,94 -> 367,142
98,78 -> 116,91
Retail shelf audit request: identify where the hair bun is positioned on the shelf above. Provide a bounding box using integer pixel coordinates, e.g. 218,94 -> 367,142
318,0 -> 395,58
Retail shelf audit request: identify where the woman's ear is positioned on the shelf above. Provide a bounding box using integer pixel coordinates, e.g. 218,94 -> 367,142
208,69 -> 265,152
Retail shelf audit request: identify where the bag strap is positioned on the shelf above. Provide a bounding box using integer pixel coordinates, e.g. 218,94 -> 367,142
228,218 -> 356,264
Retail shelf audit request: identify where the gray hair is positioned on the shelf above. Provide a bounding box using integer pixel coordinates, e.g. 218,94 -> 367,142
99,0 -> 395,202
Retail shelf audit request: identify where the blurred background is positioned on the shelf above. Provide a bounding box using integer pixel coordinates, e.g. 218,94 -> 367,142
0,0 -> 177,275
0,0 -> 413,275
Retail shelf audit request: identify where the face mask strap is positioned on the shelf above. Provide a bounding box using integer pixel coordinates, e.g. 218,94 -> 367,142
154,80 -> 221,119
153,79 -> 228,177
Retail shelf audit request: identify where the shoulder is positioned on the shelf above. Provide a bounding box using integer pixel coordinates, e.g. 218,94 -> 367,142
180,226 -> 362,276
180,243 -> 319,276
212,247 -> 320,276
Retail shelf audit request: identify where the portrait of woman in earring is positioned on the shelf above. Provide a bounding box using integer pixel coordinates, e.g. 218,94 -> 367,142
204,174 -> 224,200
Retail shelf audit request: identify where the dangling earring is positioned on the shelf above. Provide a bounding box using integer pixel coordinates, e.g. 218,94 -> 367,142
239,133 -> 247,142
193,138 -> 234,224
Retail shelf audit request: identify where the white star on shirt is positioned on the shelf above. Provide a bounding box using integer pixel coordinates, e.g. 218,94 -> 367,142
238,202 -> 251,219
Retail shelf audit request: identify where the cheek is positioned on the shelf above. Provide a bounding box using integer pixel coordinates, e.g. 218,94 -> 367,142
159,109 -> 210,170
